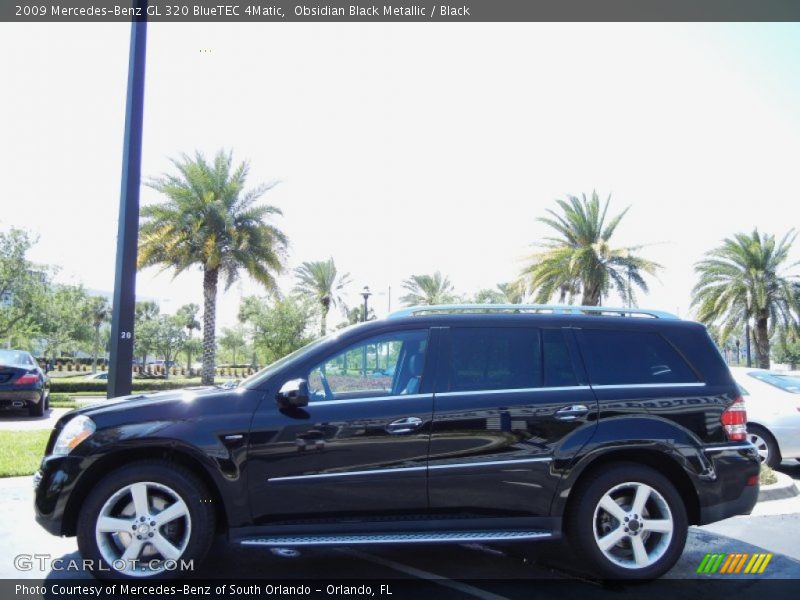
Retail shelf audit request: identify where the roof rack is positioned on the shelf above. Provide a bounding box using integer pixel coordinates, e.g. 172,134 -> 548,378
387,304 -> 678,320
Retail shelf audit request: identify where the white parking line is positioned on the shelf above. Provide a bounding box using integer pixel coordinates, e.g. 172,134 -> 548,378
339,548 -> 510,600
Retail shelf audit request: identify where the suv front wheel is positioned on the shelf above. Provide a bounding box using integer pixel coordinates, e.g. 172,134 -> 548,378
567,463 -> 688,580
77,461 -> 215,579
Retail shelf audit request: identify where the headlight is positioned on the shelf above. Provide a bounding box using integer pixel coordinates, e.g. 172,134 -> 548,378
52,415 -> 96,456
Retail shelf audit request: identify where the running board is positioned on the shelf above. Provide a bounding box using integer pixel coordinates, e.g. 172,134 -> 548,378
240,530 -> 553,547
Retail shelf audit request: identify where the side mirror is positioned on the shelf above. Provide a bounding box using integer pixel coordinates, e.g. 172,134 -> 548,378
276,378 -> 309,408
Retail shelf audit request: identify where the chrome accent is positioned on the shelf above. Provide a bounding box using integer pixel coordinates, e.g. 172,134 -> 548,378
241,530 -> 554,546
267,457 -> 552,482
388,304 -> 678,320
223,434 -> 244,441
703,443 -> 755,453
269,465 -> 427,483
591,382 -> 706,389
385,416 -> 423,434
429,457 -> 552,470
436,385 -> 590,398
555,404 -> 590,421
310,393 -> 431,406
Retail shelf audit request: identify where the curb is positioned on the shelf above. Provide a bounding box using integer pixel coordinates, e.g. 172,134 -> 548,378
759,471 -> 799,502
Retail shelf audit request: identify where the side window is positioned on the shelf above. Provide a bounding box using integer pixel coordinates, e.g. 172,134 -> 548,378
581,329 -> 698,385
307,330 -> 429,401
449,328 -> 542,392
543,329 -> 578,387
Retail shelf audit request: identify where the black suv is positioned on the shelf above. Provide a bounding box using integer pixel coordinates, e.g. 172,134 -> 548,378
34,305 -> 759,580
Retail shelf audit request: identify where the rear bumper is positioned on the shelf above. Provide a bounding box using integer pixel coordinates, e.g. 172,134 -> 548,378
696,443 -> 760,525
0,389 -> 41,407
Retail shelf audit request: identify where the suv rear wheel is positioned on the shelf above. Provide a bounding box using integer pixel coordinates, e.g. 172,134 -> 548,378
77,461 -> 215,579
567,463 -> 688,580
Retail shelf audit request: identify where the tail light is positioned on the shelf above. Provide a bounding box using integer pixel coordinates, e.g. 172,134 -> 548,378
721,396 -> 747,441
14,373 -> 40,385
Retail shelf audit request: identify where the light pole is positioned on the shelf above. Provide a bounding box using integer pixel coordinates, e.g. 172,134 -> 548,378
109,1 -> 148,398
361,286 -> 372,322
360,286 -> 371,376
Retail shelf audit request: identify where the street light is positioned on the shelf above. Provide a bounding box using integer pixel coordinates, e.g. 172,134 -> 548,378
361,286 -> 372,322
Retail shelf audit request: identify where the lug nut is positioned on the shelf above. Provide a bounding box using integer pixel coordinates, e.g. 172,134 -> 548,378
132,524 -> 137,530
148,532 -> 154,538
150,521 -> 155,526
140,516 -> 146,522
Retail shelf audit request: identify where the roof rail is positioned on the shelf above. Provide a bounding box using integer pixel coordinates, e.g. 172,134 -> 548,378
387,304 -> 679,320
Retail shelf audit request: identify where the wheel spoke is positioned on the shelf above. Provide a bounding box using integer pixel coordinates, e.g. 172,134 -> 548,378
631,535 -> 649,566
151,534 -> 182,560
120,538 -> 144,562
597,526 -> 627,551
644,519 -> 673,534
97,516 -> 135,533
154,499 -> 189,526
130,482 -> 150,516
598,494 -> 627,522
631,484 -> 652,516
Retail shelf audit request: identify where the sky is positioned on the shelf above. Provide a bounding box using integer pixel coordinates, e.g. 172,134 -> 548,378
1,22 -> 799,329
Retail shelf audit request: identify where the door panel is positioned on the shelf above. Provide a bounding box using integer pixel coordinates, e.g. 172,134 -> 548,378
247,328 -> 435,524
427,327 -> 597,517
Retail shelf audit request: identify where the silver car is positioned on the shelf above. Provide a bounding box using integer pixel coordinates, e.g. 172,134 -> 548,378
730,367 -> 800,468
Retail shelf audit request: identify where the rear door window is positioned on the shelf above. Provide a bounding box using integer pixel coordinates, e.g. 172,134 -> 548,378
581,329 -> 698,385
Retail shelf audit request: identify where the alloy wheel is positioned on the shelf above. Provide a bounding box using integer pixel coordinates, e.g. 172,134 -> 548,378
592,481 -> 674,570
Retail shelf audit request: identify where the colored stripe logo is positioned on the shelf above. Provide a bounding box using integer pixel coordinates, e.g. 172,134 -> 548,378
697,553 -> 772,574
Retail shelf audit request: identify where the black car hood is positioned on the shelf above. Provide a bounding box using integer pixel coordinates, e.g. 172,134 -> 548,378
66,386 -> 234,420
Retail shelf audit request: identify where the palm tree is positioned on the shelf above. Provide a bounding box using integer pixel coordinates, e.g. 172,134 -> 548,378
400,272 -> 455,306
473,281 -> 527,304
521,191 -> 661,306
692,229 -> 799,369
89,296 -> 110,374
176,303 -> 201,374
293,258 -> 351,336
139,150 -> 288,384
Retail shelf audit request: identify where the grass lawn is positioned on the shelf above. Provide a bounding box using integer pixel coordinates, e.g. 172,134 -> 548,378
0,430 -> 50,478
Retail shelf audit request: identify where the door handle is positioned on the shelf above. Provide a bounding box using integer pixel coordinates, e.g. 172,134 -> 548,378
555,405 -> 590,421
386,417 -> 423,434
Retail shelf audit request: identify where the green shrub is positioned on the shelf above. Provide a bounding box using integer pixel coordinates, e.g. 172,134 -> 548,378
50,378 -> 202,394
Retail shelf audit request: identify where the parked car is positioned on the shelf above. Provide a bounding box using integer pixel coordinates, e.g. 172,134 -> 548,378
0,349 -> 50,416
84,372 -> 109,381
730,367 -> 800,468
34,304 -> 759,580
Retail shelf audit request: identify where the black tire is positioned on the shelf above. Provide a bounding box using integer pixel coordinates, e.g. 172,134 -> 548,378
44,393 -> 49,411
77,460 -> 216,580
566,463 -> 688,580
28,394 -> 45,417
747,425 -> 781,469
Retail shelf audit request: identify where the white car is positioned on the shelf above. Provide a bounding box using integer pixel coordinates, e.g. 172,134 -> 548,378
84,371 -> 108,381
729,367 -> 800,467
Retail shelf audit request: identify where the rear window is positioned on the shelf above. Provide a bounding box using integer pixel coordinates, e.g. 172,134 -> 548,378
447,327 -> 577,392
581,329 -> 698,386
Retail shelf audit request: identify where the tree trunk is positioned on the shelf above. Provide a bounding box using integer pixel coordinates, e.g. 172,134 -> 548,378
186,328 -> 192,375
320,297 -> 330,336
754,315 -> 770,369
92,324 -> 100,374
201,267 -> 219,385
581,283 -> 601,306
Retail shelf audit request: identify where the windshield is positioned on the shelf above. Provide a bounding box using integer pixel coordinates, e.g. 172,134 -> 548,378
747,371 -> 800,395
0,350 -> 33,366
239,322 -> 369,389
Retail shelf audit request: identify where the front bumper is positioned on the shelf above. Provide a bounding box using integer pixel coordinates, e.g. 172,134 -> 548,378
34,454 -> 84,536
